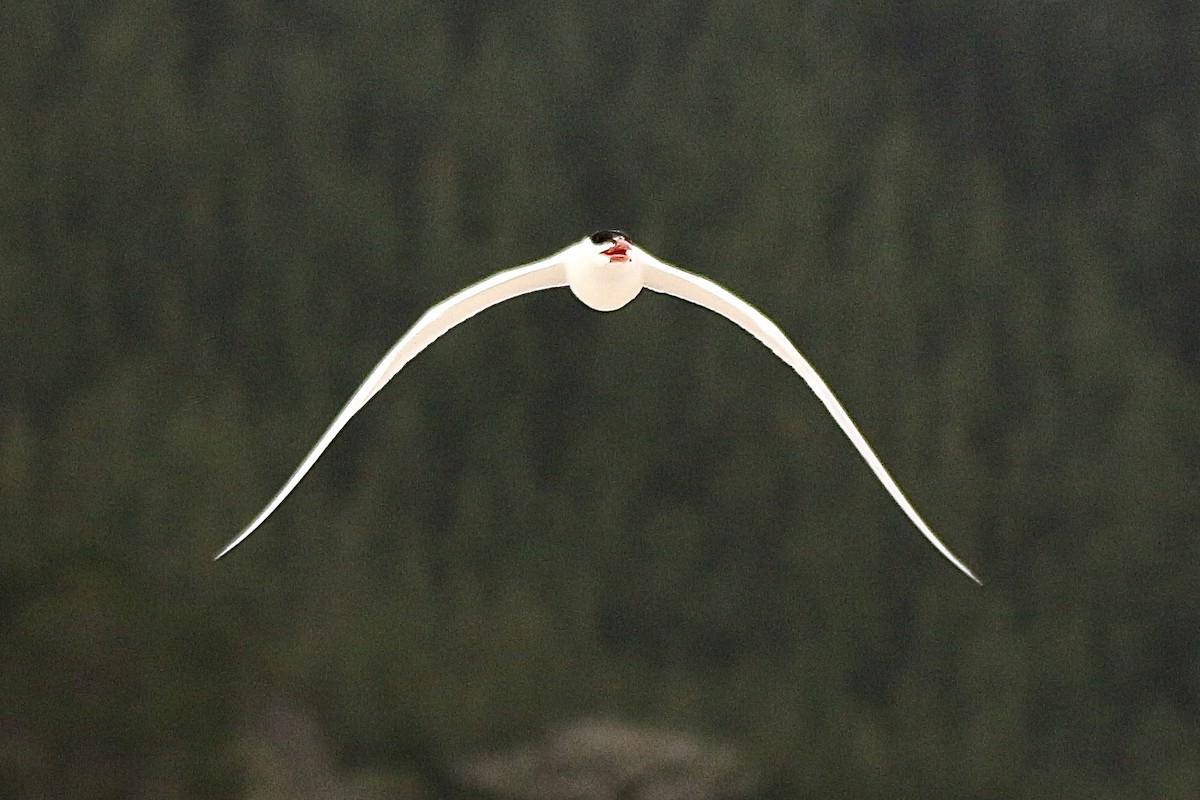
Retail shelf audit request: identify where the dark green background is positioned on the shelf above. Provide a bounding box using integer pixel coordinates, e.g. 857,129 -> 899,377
3,1 -> 1199,797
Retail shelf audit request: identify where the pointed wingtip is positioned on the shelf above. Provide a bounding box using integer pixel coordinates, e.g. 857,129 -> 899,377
931,534 -> 983,586
946,552 -> 982,586
952,557 -> 983,586
212,531 -> 248,562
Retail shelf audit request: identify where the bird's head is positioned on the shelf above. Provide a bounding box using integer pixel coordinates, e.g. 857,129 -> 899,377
589,229 -> 632,263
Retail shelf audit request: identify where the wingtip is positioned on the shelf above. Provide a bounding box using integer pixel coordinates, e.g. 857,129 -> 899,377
945,554 -> 984,585
212,535 -> 244,562
955,560 -> 983,586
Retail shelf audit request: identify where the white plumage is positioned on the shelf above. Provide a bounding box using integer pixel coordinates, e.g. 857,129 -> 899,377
216,231 -> 980,585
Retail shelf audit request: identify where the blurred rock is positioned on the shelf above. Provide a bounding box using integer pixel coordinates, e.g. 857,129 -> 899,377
452,717 -> 758,800
240,692 -> 369,800
240,692 -> 432,800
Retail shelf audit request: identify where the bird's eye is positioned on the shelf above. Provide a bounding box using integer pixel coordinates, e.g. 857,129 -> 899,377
589,229 -> 629,245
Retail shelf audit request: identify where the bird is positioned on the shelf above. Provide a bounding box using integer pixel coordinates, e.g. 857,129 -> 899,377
216,230 -> 981,584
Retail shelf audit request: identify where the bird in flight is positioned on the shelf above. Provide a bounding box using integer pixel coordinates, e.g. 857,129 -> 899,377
216,231 -> 980,584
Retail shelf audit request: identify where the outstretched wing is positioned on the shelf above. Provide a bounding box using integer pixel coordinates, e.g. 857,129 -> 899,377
216,256 -> 568,559
642,257 -> 981,584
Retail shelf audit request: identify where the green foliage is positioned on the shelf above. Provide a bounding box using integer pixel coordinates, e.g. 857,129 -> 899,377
3,1 -> 1198,798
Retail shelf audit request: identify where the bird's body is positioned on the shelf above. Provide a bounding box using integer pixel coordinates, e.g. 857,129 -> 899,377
566,229 -> 644,310
217,231 -> 980,584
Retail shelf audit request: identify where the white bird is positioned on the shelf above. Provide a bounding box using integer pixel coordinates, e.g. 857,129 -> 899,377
216,231 -> 981,584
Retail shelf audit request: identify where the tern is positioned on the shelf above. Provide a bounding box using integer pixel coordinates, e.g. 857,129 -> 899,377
216,230 -> 980,583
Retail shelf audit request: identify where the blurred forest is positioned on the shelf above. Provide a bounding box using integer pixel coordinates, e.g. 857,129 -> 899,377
3,1 -> 1200,798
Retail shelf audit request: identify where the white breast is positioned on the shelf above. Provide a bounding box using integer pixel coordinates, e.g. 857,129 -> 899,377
566,255 -> 644,311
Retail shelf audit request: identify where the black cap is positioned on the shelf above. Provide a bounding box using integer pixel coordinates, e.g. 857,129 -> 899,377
589,230 -> 629,244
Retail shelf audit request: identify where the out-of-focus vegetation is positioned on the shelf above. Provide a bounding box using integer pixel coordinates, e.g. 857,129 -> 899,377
2,1 -> 1199,797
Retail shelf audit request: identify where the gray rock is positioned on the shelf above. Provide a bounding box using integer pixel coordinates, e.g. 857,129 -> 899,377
452,717 -> 758,800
